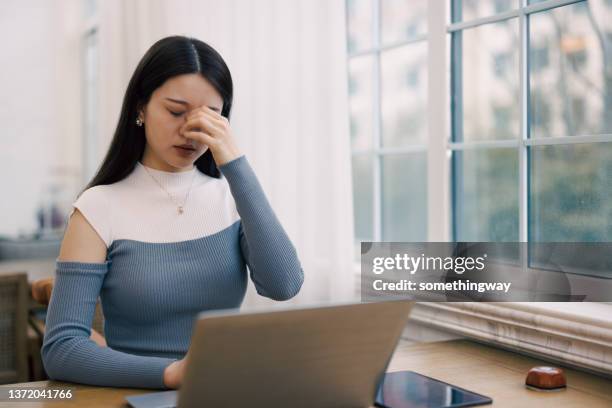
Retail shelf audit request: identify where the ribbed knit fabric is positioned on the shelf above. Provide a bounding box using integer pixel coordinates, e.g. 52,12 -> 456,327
41,155 -> 304,389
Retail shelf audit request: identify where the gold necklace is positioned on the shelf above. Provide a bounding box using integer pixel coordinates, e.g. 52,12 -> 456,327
142,165 -> 197,215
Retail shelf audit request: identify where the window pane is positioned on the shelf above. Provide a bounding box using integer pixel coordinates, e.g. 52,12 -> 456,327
381,154 -> 427,241
459,20 -> 520,141
381,42 -> 427,147
352,155 -> 374,241
452,0 -> 517,23
529,1 -> 612,138
348,56 -> 374,150
454,148 -> 519,241
347,0 -> 374,53
530,143 -> 612,242
381,0 -> 427,44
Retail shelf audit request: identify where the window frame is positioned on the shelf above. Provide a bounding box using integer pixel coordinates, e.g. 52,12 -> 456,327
346,0 -> 612,371
445,0 -> 612,371
347,0 -> 430,245
348,0 -> 612,275
449,0 -> 612,248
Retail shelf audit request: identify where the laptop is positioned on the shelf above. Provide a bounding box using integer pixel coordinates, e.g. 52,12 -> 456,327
126,300 -> 413,408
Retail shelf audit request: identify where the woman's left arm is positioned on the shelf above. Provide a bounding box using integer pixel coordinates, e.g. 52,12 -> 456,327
220,156 -> 304,300
182,106 -> 304,300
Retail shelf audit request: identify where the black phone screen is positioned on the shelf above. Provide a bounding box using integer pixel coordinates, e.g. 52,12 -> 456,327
375,371 -> 493,408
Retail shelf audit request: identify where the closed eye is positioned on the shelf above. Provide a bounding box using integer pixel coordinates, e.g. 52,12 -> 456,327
168,110 -> 185,117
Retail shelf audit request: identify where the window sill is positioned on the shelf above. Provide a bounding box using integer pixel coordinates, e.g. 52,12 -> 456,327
409,302 -> 612,376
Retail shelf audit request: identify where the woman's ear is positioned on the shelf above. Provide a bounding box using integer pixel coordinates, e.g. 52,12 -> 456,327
136,102 -> 146,122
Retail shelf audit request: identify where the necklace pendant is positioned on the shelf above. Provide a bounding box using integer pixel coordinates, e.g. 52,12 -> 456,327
178,206 -> 184,215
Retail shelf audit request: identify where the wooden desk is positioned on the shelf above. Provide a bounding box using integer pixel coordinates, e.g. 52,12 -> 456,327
2,340 -> 611,407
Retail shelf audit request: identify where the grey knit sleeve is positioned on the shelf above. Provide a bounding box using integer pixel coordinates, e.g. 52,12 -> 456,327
41,261 -> 176,389
219,155 -> 304,300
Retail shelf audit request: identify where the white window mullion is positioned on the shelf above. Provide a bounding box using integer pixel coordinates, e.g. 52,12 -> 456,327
427,0 -> 450,242
519,1 -> 529,244
525,134 -> 612,146
372,0 -> 382,241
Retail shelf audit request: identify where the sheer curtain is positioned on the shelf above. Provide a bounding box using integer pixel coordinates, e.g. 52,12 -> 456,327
97,0 -> 356,307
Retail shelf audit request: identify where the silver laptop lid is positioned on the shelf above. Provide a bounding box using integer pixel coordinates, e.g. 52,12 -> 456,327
178,300 -> 413,408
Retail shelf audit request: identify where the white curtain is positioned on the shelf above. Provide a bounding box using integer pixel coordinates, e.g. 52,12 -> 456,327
97,0 -> 356,307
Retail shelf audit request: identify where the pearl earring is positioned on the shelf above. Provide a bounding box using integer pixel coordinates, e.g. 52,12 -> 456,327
135,117 -> 143,127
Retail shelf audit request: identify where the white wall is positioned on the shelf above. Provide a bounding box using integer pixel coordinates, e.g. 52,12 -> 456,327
0,0 -> 82,237
1,0 -> 355,304
92,0 -> 356,304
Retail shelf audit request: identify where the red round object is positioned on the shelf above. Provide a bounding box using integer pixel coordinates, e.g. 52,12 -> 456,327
525,366 -> 567,391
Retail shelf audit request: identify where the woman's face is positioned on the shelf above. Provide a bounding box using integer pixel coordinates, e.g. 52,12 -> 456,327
139,73 -> 224,172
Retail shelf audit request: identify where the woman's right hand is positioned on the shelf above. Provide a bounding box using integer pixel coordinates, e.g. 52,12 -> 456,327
163,357 -> 187,389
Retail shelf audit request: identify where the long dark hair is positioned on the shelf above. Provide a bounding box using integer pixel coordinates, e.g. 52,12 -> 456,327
83,36 -> 233,192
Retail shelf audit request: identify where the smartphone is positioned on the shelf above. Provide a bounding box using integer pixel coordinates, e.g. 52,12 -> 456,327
375,370 -> 492,408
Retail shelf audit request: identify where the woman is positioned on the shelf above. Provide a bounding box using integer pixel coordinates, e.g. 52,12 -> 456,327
41,36 -> 304,390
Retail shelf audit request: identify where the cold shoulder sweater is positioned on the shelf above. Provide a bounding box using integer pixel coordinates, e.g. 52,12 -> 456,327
41,155 -> 304,389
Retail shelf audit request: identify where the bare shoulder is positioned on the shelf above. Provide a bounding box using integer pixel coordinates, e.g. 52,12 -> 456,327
58,209 -> 107,263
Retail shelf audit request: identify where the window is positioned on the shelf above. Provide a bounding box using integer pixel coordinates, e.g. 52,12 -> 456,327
346,0 -> 611,273
345,0 -> 612,365
451,0 -> 612,275
346,0 -> 429,253
530,44 -> 550,72
458,0 -> 516,21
